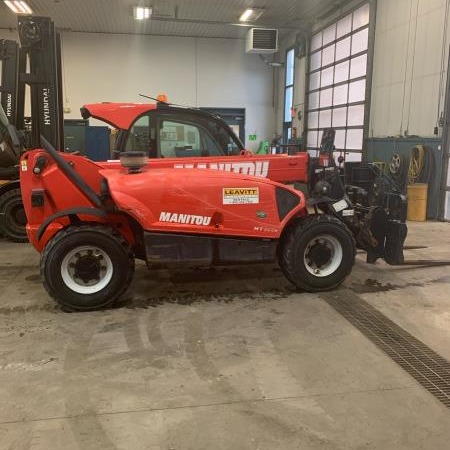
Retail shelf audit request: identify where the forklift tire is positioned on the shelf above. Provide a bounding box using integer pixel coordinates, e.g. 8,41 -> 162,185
279,215 -> 355,292
40,225 -> 135,311
0,188 -> 28,243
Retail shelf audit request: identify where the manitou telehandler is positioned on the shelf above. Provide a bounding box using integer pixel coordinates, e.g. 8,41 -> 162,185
0,15 -> 311,243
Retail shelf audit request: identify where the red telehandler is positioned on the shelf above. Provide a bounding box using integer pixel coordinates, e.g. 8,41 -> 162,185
0,16 -> 310,242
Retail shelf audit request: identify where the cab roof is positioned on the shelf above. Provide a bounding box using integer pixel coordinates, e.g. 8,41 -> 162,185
81,103 -> 157,130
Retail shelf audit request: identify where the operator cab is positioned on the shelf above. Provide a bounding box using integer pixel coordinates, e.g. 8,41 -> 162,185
115,104 -> 244,159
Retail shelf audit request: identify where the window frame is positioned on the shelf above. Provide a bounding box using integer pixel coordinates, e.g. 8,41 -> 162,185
283,46 -> 296,142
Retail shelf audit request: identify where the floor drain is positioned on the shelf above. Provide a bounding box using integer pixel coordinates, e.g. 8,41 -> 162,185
322,288 -> 450,409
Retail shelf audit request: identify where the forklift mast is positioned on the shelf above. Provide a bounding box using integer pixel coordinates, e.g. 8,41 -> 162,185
0,39 -> 19,126
16,16 -> 64,150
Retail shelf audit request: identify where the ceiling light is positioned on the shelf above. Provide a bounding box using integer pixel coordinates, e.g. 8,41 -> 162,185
133,6 -> 152,20
4,1 -> 33,14
239,8 -> 264,22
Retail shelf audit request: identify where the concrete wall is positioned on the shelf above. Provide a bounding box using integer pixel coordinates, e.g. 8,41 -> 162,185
370,0 -> 450,138
0,29 -> 276,150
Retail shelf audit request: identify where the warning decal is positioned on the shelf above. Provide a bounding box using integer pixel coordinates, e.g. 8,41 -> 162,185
223,187 -> 259,204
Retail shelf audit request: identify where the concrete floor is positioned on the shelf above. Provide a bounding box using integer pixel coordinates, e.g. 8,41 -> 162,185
0,221 -> 449,449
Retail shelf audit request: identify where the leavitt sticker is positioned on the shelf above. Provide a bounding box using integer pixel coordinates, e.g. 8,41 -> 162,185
223,187 -> 259,204
21,160 -> 27,172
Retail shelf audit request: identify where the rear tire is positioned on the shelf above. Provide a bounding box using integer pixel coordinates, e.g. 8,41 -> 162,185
40,225 -> 135,311
0,188 -> 28,242
279,215 -> 355,292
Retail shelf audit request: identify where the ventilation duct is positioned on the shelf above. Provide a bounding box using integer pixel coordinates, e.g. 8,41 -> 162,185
246,28 -> 278,54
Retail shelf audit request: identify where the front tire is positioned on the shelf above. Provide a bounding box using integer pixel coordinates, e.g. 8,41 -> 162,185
0,188 -> 28,242
279,215 -> 355,292
40,225 -> 135,311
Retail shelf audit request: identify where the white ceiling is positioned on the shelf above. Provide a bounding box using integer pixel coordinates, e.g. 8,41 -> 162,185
0,0 -> 352,39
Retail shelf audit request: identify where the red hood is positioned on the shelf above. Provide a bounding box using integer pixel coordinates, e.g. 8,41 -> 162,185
81,103 -> 157,129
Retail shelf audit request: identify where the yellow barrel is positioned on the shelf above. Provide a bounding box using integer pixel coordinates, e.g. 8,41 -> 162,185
407,183 -> 428,221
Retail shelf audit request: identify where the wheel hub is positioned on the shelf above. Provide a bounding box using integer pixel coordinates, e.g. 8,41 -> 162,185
61,246 -> 113,294
304,234 -> 343,277
71,251 -> 105,283
308,241 -> 332,268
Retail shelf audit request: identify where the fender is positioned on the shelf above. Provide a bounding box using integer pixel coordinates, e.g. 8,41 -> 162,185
37,207 -> 107,241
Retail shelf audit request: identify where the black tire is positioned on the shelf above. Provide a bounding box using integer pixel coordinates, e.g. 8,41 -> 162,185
40,225 -> 135,311
0,188 -> 28,243
279,215 -> 355,292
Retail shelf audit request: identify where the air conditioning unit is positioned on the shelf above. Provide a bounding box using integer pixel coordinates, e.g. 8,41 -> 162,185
246,28 -> 278,54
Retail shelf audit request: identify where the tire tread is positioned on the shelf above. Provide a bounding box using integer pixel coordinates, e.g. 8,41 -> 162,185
0,188 -> 28,242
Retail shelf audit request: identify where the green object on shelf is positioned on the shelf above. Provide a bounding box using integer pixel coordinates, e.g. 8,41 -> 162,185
256,140 -> 270,154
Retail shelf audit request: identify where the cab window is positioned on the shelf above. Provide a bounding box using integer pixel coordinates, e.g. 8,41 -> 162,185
121,110 -> 244,158
159,119 -> 223,158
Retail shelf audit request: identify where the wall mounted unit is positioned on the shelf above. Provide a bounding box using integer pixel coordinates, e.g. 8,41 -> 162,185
246,28 -> 278,54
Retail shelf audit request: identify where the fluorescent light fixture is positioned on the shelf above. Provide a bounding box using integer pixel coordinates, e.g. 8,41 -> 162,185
239,8 -> 264,22
133,6 -> 152,20
4,0 -> 33,14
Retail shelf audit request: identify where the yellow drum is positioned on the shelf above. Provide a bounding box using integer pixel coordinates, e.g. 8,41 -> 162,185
407,183 -> 428,221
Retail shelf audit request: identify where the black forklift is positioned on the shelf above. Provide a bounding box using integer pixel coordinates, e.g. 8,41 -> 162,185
0,15 -> 63,242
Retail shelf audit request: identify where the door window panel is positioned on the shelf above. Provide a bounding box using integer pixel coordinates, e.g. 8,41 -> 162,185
348,79 -> 366,103
309,91 -> 320,109
307,130 -> 318,148
160,120 -> 202,157
336,37 -> 351,61
321,67 -> 334,87
310,51 -> 322,71
319,109 -> 332,129
125,115 -> 151,153
346,128 -> 364,149
351,28 -> 369,55
353,3 -> 370,29
320,88 -> 333,108
308,111 -> 319,128
159,118 -> 232,158
311,33 -> 322,52
337,14 -> 352,38
333,84 -> 348,106
350,54 -> 367,79
335,60 -> 350,84
333,107 -> 347,127
334,129 -> 346,149
323,24 -> 336,46
310,71 -> 320,90
322,44 -> 335,66
347,104 -> 365,126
